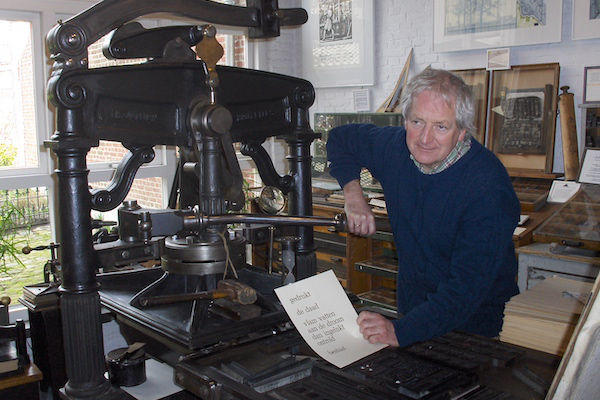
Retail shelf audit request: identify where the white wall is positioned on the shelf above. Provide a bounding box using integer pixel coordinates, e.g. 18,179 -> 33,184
291,0 -> 600,174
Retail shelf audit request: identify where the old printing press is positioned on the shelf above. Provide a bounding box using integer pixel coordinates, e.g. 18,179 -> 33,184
45,1 -> 546,399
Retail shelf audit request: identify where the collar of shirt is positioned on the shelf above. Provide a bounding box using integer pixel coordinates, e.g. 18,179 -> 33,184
410,136 -> 472,175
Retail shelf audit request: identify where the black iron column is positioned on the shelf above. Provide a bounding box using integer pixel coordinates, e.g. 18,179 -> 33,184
50,108 -> 123,400
286,86 -> 318,280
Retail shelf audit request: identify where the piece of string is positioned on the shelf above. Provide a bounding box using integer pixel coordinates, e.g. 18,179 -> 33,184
217,229 -> 238,279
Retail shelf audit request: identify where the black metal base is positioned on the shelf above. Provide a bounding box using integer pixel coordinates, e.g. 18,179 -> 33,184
59,385 -> 137,400
174,330 -> 559,400
98,266 -> 288,352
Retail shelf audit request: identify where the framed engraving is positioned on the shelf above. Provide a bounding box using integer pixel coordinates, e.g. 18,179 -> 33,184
487,63 -> 560,175
301,0 -> 374,88
486,48 -> 510,70
572,0 -> 600,40
451,68 -> 489,145
583,66 -> 600,103
578,147 -> 600,184
433,0 -> 563,52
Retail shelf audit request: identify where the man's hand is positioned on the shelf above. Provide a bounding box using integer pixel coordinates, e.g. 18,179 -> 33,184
343,180 -> 376,236
357,311 -> 399,346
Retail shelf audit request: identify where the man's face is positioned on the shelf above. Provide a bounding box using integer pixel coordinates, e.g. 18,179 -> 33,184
405,90 -> 467,171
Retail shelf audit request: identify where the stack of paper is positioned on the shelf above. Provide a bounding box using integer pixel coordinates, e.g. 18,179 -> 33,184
21,282 -> 59,308
500,276 -> 592,355
325,193 -> 346,206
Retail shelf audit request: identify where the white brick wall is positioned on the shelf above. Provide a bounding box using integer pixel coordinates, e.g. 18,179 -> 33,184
259,0 -> 600,174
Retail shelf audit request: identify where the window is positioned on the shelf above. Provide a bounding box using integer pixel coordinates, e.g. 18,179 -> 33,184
0,0 -> 272,309
0,10 -> 45,179
0,7 -> 54,307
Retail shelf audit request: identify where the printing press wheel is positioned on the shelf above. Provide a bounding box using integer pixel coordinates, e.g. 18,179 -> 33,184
162,234 -> 245,276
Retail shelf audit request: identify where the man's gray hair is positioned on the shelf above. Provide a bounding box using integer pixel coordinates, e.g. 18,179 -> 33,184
399,68 -> 476,138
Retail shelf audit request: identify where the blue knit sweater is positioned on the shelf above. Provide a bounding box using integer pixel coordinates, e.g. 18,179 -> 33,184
326,124 -> 520,347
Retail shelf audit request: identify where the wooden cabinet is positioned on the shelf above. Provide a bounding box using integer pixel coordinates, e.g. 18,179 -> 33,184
312,203 -> 371,294
312,203 -> 399,310
249,202 -> 373,294
354,229 -> 397,311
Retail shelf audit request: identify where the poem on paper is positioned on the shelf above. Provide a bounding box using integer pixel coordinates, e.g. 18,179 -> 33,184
274,269 -> 387,368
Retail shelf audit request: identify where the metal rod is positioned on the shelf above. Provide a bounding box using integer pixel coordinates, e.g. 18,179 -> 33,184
138,290 -> 231,307
203,213 -> 346,230
268,225 -> 275,274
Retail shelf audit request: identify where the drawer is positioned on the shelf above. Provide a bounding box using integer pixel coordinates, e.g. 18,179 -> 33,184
316,250 -> 346,265
314,230 -> 346,245
355,256 -> 398,279
525,266 -> 596,290
358,287 -> 397,310
314,236 -> 346,258
317,259 -> 348,287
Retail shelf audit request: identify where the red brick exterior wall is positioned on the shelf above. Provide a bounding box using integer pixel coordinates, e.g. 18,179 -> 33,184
90,177 -> 164,209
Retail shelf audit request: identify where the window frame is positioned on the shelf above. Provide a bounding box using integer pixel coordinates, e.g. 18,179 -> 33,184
0,9 -> 49,184
0,1 -> 286,313
0,0 -> 179,192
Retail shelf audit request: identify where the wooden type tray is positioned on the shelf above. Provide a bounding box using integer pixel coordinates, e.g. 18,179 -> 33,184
533,184 -> 600,251
358,287 -> 397,310
316,261 -> 348,287
354,256 -> 398,279
511,177 -> 552,212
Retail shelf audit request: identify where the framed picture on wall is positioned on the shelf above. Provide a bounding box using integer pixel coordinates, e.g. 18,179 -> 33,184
583,66 -> 600,103
578,147 -> 600,184
451,68 -> 489,145
301,0 -> 374,88
487,63 -> 560,175
572,0 -> 600,40
433,0 -> 563,52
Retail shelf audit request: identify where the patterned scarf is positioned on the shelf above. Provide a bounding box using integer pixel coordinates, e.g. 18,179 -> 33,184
411,136 -> 472,174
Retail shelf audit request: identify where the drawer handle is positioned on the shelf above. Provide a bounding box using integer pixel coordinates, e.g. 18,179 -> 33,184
330,256 -> 343,263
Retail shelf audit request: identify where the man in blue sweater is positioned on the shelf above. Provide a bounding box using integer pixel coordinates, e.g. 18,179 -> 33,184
326,68 -> 520,347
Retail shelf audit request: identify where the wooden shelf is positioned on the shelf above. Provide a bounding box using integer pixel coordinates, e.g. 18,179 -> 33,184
355,256 -> 398,279
0,363 -> 43,399
578,102 -> 600,109
357,287 -> 397,310
316,260 -> 347,288
313,203 -> 371,294
513,202 -> 561,248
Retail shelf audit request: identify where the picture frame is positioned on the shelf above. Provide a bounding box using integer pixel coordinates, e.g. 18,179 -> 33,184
578,147 -> 600,184
583,66 -> 600,103
433,0 -> 563,52
486,48 -> 510,71
572,0 -> 600,40
487,63 -> 560,175
450,68 -> 489,145
301,0 -> 374,88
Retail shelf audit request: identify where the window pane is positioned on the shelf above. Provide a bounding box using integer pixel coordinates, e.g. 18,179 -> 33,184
216,33 -> 247,67
0,20 -> 38,170
90,177 -> 166,210
242,167 -> 262,212
0,187 -> 51,302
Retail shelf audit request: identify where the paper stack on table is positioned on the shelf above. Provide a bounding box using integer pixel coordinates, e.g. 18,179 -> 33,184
500,276 -> 592,355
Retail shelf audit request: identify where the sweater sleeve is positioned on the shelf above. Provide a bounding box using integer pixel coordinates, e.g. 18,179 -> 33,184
392,169 -> 520,346
326,124 -> 400,188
